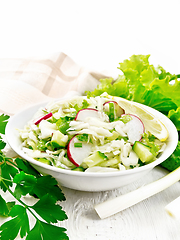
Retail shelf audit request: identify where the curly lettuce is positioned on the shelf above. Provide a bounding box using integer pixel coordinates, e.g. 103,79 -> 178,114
86,54 -> 180,130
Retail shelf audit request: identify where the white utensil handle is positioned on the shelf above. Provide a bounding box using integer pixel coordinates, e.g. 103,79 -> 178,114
94,167 -> 180,219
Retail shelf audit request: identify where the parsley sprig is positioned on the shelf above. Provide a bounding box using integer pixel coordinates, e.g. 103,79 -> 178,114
0,114 -> 69,240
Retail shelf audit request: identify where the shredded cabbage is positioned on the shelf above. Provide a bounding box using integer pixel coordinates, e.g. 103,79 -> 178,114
18,94 -> 165,172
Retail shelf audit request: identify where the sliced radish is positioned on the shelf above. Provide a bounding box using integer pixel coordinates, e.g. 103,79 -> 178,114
103,101 -> 125,119
75,108 -> 101,121
67,135 -> 92,167
123,114 -> 144,144
34,112 -> 53,125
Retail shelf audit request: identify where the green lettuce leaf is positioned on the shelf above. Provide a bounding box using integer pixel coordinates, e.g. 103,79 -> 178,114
168,107 -> 180,131
86,54 -> 180,131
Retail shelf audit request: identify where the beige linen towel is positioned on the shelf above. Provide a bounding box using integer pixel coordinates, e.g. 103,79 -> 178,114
0,52 -> 111,116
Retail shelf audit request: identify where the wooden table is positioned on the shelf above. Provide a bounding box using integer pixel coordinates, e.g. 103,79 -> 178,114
2,166 -> 179,240
59,166 -> 180,240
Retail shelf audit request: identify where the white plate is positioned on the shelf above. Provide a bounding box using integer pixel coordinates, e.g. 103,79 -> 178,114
5,98 -> 178,192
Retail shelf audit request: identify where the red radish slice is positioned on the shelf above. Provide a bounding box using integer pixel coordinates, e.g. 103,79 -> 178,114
67,135 -> 92,167
34,112 -> 53,125
103,101 -> 125,117
75,108 -> 100,121
123,114 -> 144,144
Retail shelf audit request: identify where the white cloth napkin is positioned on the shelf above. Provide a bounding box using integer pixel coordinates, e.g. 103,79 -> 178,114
0,52 -> 111,116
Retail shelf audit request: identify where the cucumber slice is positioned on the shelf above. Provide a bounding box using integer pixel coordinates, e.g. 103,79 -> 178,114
37,158 -> 52,165
99,155 -> 120,168
82,151 -> 107,168
51,131 -> 68,148
132,141 -> 155,164
72,166 -> 85,172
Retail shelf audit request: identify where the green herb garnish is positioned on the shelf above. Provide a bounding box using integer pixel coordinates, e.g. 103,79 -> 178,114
74,142 -> 82,148
75,134 -> 89,142
56,116 -> 73,134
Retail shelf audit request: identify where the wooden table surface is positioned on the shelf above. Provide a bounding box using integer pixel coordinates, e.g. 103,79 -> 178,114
59,166 -> 180,240
1,166 -> 180,240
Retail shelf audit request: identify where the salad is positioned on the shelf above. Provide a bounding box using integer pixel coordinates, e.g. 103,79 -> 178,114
18,93 -> 167,172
